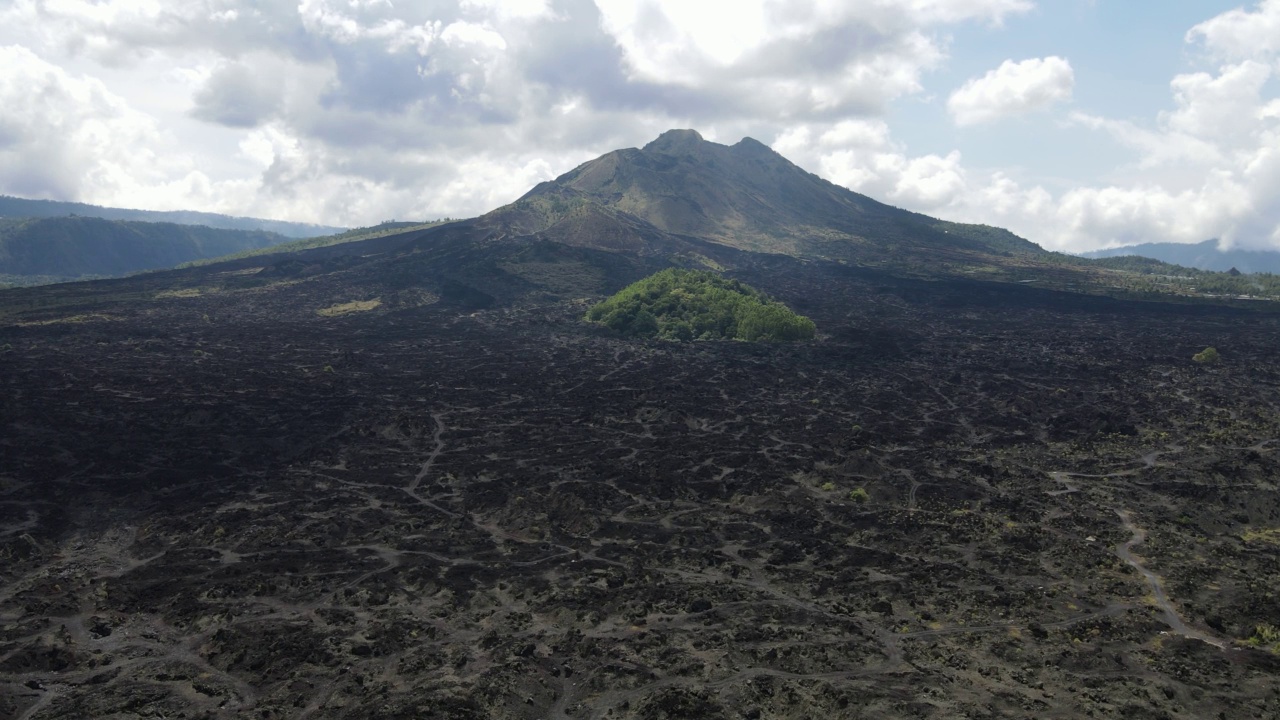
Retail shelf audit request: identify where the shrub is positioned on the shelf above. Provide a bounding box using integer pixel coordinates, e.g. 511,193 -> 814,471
1192,347 -> 1220,364
1246,623 -> 1280,653
849,488 -> 869,503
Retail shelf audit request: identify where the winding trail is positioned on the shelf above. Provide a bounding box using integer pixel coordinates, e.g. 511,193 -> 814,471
403,412 -> 457,517
408,412 -> 447,494
1113,509 -> 1229,650
1046,471 -> 1079,496
1045,451 -> 1237,653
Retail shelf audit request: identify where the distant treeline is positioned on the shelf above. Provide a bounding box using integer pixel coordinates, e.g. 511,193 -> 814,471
1062,253 -> 1280,298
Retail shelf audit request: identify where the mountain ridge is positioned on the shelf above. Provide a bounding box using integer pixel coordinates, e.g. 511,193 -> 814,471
1083,239 -> 1280,274
0,216 -> 290,283
0,194 -> 344,238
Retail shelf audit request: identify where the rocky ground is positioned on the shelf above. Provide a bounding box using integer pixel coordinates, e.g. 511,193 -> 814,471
2,260 -> 1279,719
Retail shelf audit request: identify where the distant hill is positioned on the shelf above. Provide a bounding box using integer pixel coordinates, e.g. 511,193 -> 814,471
0,195 -> 343,238
1083,239 -> 1280,274
0,216 -> 290,283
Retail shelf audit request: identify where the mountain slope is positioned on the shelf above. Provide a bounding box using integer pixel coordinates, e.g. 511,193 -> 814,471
519,129 -> 1045,262
176,221 -> 452,269
0,195 -> 343,238
0,216 -> 290,281
1084,239 -> 1280,274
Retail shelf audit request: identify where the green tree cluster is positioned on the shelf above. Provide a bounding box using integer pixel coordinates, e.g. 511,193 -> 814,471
585,268 -> 815,342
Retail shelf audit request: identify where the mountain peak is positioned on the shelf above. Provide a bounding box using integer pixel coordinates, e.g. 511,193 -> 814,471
507,128 -> 1043,262
642,129 -> 707,154
731,136 -> 771,152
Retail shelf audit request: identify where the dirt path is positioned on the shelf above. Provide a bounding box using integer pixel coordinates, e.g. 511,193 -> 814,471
1113,509 -> 1230,650
1047,452 -> 1238,653
402,412 -> 457,517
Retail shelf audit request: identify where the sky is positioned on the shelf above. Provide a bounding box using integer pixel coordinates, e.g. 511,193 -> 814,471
0,0 -> 1278,253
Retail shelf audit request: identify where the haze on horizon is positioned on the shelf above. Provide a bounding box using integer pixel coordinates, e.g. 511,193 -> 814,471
0,0 -> 1277,254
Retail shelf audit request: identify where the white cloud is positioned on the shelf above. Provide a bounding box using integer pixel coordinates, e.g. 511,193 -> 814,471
298,0 -> 445,55
0,44 -> 180,201
947,56 -> 1074,126
1187,0 -> 1280,62
460,0 -> 553,21
593,0 -> 1029,116
1067,112 -> 1223,171
439,21 -> 507,51
773,120 -> 968,209
190,59 -> 283,128
775,28 -> 1279,253
1164,60 -> 1272,145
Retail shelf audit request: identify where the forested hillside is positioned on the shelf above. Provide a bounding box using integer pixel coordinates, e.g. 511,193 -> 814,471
0,195 -> 342,238
0,216 -> 289,282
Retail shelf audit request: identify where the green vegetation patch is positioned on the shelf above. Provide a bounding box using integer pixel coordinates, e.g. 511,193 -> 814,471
1193,346 -> 1221,364
1241,527 -> 1280,545
1246,623 -> 1280,653
15,313 -> 119,327
155,287 -> 207,299
585,268 -> 815,342
317,298 -> 382,317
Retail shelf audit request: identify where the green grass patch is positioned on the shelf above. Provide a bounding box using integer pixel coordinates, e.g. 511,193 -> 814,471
317,298 -> 382,317
155,287 -> 206,299
1241,527 -> 1280,545
15,313 -> 119,326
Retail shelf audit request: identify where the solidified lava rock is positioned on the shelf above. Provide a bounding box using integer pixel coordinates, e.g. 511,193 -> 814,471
2,257 -> 1280,719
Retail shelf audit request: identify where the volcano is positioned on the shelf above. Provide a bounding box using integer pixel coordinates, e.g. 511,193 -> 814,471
168,128 -> 1057,311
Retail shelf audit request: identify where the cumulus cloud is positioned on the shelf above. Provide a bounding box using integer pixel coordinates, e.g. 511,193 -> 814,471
774,10 -> 1279,254
594,0 -> 1030,117
777,4 -> 1280,252
1164,60 -> 1273,144
1041,53 -> 1279,249
1187,0 -> 1280,61
0,44 -> 179,201
947,56 -> 1074,126
191,59 -> 284,127
774,120 -> 968,209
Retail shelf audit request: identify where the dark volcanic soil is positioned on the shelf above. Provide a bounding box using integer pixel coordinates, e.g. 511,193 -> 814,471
2,261 -> 1280,719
